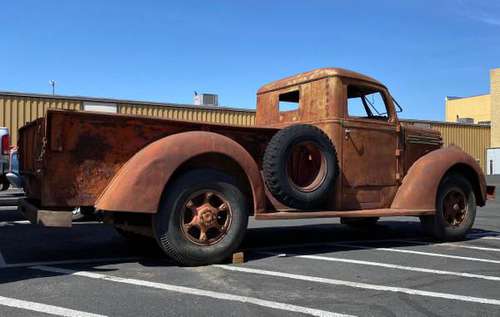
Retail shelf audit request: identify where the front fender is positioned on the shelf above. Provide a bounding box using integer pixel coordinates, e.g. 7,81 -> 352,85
391,146 -> 486,211
95,131 -> 265,214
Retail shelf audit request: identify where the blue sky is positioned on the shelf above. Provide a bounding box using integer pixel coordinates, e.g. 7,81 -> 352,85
1,0 -> 499,120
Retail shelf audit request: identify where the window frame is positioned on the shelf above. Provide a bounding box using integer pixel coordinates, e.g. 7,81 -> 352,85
278,89 -> 301,113
344,83 -> 395,123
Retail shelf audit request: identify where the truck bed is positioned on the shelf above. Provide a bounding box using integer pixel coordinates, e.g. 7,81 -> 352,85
19,109 -> 276,209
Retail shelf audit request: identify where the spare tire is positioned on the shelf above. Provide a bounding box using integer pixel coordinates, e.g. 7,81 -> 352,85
263,124 -> 338,210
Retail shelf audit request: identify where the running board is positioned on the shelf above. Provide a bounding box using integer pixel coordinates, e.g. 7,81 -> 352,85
18,199 -> 73,227
254,208 -> 434,220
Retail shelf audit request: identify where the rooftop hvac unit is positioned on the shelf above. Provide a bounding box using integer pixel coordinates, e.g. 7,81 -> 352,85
194,93 -> 219,107
456,117 -> 474,124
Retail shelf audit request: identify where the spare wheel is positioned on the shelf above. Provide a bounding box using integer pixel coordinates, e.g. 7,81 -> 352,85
263,124 -> 338,210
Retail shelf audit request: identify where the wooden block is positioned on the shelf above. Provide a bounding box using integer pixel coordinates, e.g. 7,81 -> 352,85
232,252 -> 244,264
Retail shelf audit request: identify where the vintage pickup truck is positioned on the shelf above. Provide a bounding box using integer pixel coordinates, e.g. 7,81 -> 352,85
18,68 -> 495,265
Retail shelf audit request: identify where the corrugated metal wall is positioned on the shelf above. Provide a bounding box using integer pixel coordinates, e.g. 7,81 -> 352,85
118,103 -> 255,126
0,95 -> 81,144
402,120 -> 491,171
0,93 -> 255,145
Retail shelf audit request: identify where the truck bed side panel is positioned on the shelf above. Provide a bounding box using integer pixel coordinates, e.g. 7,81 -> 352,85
20,110 -> 275,208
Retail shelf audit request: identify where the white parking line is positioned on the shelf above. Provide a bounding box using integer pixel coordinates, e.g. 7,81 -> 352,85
31,265 -> 354,317
478,236 -> 500,241
0,220 -> 100,226
215,265 -> 500,306
1,257 -> 142,269
253,241 -> 500,265
0,295 -> 106,317
395,240 -> 500,253
0,220 -> 30,227
330,242 -> 500,265
258,252 -> 500,282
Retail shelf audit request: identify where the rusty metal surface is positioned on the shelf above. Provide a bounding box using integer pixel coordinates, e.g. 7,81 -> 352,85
257,68 -> 385,95
18,67 -> 489,219
21,109 -> 274,210
254,208 -> 434,220
391,145 -> 487,210
95,131 -> 266,214
401,125 -> 443,174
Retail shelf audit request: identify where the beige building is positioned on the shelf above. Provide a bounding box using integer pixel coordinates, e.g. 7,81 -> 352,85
446,68 -> 500,145
444,68 -> 500,174
492,68 -> 500,148
445,94 -> 491,125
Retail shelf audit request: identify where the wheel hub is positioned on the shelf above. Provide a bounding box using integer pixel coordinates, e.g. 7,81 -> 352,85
442,188 -> 468,227
198,205 -> 217,226
180,191 -> 232,245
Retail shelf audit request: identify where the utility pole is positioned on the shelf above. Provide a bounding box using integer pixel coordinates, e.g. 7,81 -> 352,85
49,80 -> 56,95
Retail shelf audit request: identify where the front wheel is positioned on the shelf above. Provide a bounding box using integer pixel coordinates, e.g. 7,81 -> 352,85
153,169 -> 249,266
420,173 -> 476,241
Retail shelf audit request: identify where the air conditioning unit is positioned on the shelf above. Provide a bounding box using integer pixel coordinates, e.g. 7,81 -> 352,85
456,117 -> 474,124
194,93 -> 218,107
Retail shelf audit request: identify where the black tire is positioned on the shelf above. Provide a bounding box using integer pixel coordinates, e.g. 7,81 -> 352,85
263,124 -> 338,210
420,173 -> 476,241
153,169 -> 249,266
341,217 -> 379,227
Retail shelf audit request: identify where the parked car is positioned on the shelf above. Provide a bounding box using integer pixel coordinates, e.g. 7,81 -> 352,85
6,146 -> 22,188
0,127 -> 10,190
17,68 -> 495,266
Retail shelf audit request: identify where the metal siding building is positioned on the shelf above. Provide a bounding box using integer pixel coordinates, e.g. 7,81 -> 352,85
0,91 -> 490,172
0,92 -> 255,145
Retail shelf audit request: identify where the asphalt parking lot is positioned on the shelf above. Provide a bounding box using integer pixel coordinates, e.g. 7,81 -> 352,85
1,181 -> 500,317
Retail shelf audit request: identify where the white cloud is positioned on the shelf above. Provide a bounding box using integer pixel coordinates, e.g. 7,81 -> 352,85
457,0 -> 500,27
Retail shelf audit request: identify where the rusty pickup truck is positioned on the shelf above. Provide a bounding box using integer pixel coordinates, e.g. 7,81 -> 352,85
17,68 -> 495,265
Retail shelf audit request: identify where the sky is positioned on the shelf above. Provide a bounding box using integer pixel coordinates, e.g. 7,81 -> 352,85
1,0 -> 499,120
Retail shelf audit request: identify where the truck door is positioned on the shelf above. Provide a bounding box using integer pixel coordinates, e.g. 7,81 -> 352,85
341,84 -> 399,209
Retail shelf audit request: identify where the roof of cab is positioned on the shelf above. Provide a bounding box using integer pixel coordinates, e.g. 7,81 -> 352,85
257,68 -> 385,94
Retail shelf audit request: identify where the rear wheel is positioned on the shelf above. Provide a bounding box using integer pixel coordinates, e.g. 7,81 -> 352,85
153,169 -> 249,266
420,173 -> 476,241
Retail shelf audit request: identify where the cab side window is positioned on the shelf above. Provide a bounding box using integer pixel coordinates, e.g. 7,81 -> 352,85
279,90 -> 300,112
347,86 -> 389,121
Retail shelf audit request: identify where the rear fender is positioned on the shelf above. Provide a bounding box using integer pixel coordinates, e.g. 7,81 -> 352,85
391,146 -> 487,211
95,131 -> 265,214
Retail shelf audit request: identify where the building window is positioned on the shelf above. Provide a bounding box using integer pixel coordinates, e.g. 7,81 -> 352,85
83,102 -> 117,113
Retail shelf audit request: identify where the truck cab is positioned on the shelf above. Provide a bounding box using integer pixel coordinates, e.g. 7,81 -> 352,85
256,68 -> 443,211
